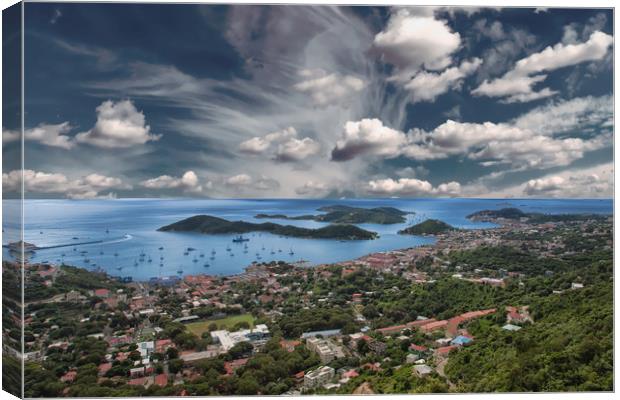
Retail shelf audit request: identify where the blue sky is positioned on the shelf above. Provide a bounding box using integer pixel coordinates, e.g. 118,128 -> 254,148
2,4 -> 614,199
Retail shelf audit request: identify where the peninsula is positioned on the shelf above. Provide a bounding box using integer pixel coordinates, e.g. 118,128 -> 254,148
158,215 -> 378,240
467,207 -> 608,223
255,205 -> 410,224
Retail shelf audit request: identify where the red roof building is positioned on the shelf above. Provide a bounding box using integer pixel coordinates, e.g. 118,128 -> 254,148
435,345 -> 458,356
420,320 -> 449,333
342,370 -> 359,379
98,363 -> 112,376
409,343 -> 428,352
154,373 -> 168,387
224,358 -> 249,376
61,370 -> 77,383
94,288 -> 110,298
128,377 -> 147,386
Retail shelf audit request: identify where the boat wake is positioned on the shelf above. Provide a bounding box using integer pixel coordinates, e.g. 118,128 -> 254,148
36,234 -> 133,251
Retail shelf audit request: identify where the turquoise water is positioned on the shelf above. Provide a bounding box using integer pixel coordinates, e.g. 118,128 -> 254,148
2,198 -> 612,281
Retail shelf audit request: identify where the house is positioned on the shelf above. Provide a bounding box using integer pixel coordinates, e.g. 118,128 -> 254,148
224,358 -> 249,376
420,320 -> 448,333
61,370 -> 77,383
450,335 -> 473,346
502,324 -> 522,331
94,288 -> 111,298
304,366 -> 335,389
435,345 -> 458,358
341,370 -> 359,379
571,282 -> 584,290
280,339 -> 301,353
368,339 -> 387,355
413,364 -> 433,377
505,306 -> 532,324
406,353 -> 419,363
153,373 -> 169,387
128,377 -> 147,386
98,363 -> 112,376
300,329 -> 341,339
409,343 -> 428,353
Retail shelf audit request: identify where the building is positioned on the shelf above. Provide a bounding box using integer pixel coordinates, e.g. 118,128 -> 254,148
413,364 -> 433,377
502,324 -> 522,331
211,324 -> 270,351
450,335 -> 473,346
301,329 -> 341,339
304,366 -> 335,389
306,337 -> 344,364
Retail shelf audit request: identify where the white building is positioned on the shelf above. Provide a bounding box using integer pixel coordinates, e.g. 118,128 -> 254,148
304,366 -> 335,389
211,324 -> 270,351
306,337 -> 344,364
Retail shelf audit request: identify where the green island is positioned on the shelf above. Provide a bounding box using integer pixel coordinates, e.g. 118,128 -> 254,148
468,207 -> 609,223
157,215 -> 378,240
255,205 -> 410,224
398,219 -> 456,235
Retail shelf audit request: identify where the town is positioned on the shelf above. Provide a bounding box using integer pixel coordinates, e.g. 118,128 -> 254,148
3,212 -> 613,396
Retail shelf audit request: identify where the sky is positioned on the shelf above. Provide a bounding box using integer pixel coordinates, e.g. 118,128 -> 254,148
1,3 -> 614,199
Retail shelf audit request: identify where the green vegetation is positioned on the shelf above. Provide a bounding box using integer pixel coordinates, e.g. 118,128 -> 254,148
2,355 -> 22,397
256,205 -> 410,224
158,215 -> 378,240
399,219 -> 456,235
25,265 -> 124,302
186,314 -> 255,336
445,273 -> 612,391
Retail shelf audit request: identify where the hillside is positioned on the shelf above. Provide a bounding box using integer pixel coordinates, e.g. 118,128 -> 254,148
255,205 -> 409,224
398,219 -> 456,235
158,215 -> 378,240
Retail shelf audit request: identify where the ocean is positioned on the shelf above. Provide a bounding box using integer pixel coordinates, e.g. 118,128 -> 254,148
2,198 -> 612,281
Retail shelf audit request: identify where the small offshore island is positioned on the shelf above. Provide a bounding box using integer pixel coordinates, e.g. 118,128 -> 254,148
399,219 -> 456,235
158,215 -> 378,240
255,205 -> 410,224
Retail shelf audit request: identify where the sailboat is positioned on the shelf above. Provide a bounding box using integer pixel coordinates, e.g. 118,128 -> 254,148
289,248 -> 294,256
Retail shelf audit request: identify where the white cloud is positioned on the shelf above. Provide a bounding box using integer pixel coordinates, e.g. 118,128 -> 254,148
473,31 -> 613,103
523,176 -> 566,195
295,180 -> 330,197
522,164 -> 613,198
293,70 -> 366,107
373,8 -> 461,82
225,173 -> 279,191
3,122 -> 75,149
405,58 -> 482,103
239,127 -> 295,154
2,169 -> 130,199
75,100 -> 161,148
331,118 -> 407,161
275,137 -> 320,162
2,128 -> 20,144
226,173 -> 253,186
366,177 -> 461,197
239,126 -> 319,162
512,95 -> 613,136
404,119 -> 610,169
141,170 -> 204,193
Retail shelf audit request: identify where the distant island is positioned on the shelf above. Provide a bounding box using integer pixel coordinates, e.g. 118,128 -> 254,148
467,208 -> 526,221
158,215 -> 378,240
398,219 -> 456,235
467,207 -> 609,223
255,205 -> 410,224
